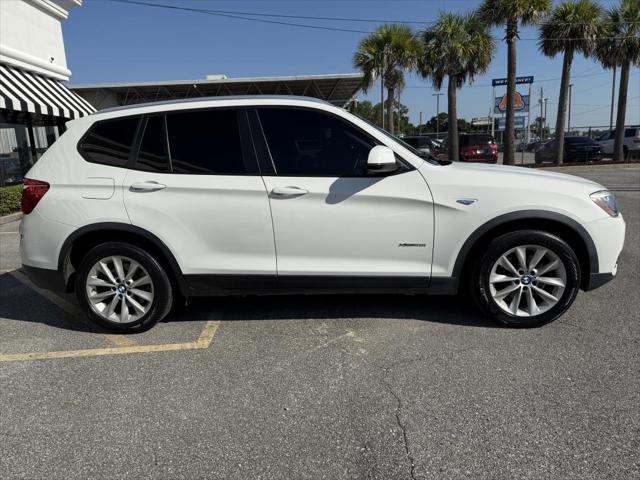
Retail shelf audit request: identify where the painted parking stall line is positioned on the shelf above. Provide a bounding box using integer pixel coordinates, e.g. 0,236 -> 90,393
10,269 -> 138,348
0,321 -> 219,363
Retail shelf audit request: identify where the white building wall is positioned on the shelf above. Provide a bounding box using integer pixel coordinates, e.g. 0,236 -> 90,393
0,0 -> 81,80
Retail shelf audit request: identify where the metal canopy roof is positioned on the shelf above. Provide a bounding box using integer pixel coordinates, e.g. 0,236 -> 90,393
69,73 -> 364,110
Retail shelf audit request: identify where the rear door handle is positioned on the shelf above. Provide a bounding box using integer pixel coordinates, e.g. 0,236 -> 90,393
270,186 -> 308,198
129,181 -> 166,193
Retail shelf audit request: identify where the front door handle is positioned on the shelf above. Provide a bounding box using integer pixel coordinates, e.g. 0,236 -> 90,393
270,186 -> 308,198
129,181 -> 167,193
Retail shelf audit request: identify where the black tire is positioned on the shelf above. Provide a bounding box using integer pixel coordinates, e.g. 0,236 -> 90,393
470,230 -> 580,328
75,242 -> 174,333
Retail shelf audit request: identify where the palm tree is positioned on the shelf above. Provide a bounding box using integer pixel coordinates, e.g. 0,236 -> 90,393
419,12 -> 495,161
353,24 -> 420,134
479,0 -> 551,165
539,0 -> 603,164
595,0 -> 640,162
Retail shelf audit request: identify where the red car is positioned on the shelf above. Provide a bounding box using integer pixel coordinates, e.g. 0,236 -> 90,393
441,133 -> 498,163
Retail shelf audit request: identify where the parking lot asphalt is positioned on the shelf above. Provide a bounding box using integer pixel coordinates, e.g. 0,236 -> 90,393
1,164 -> 639,480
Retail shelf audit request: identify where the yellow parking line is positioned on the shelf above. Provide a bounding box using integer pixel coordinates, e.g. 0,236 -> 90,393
9,269 -> 137,348
0,321 -> 220,363
102,334 -> 138,347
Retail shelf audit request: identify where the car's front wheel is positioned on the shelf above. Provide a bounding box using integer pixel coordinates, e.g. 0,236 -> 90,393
471,230 -> 580,327
75,242 -> 174,332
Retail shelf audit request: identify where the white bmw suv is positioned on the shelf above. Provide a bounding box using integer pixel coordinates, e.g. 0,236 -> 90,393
19,96 -> 625,332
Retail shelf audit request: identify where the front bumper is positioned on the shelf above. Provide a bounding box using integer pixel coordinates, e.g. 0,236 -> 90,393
581,214 -> 625,290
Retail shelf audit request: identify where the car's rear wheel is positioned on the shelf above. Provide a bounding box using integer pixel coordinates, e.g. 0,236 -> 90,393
75,242 -> 173,332
471,230 -> 580,327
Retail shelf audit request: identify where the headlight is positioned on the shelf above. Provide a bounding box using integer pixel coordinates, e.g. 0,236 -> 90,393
590,190 -> 619,217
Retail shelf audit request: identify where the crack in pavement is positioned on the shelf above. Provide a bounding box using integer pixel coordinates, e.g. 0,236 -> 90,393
383,379 -> 419,480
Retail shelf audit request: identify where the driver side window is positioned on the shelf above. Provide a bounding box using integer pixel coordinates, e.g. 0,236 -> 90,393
257,108 -> 377,177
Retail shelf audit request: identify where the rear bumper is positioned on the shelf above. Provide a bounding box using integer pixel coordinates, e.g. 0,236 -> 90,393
21,264 -> 65,292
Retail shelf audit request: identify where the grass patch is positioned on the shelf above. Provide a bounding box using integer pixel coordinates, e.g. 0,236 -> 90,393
0,184 -> 22,216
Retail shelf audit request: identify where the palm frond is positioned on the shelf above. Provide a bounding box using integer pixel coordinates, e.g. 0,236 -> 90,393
538,0 -> 604,59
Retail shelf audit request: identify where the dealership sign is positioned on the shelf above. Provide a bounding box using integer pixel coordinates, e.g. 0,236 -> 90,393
491,76 -> 534,86
497,116 -> 526,130
494,92 -> 530,114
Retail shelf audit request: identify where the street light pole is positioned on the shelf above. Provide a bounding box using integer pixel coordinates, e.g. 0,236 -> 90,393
432,92 -> 443,139
568,83 -> 574,134
544,98 -> 548,137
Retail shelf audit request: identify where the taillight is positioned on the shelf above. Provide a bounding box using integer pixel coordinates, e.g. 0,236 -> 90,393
21,179 -> 50,214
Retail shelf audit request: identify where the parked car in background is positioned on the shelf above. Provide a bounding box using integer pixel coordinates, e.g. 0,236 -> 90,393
516,137 -> 541,152
402,135 -> 442,157
535,137 -> 603,164
441,133 -> 497,163
597,127 -> 640,158
20,96 -> 624,332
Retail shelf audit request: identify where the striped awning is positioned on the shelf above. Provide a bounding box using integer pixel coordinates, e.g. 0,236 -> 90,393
0,64 -> 95,119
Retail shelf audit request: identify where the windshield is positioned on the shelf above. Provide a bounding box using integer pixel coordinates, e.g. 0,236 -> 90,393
352,113 -> 443,166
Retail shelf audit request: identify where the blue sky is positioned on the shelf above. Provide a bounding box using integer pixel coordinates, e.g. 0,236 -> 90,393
64,0 -> 639,128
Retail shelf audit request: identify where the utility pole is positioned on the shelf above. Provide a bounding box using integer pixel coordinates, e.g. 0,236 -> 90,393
432,92 -> 443,139
544,98 -> 548,137
609,66 -> 616,131
491,86 -> 496,139
419,111 -> 423,135
526,83 -> 532,143
539,86 -> 543,139
380,64 -> 385,130
568,83 -> 574,134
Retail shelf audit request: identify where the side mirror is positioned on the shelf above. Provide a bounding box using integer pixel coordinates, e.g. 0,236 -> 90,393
367,146 -> 398,173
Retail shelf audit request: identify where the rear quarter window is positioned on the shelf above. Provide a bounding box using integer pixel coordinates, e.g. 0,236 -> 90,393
79,116 -> 141,167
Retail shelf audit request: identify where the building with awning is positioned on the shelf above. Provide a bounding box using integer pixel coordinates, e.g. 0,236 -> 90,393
69,73 -> 364,110
0,0 -> 95,187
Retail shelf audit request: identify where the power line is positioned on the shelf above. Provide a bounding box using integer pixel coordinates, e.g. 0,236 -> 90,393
104,1 -> 640,26
404,71 -> 613,89
108,0 -> 640,39
108,0 -> 370,34
571,95 -> 640,117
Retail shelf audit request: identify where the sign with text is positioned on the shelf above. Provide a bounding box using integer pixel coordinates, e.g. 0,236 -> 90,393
494,92 -> 530,114
492,76 -> 534,86
497,116 -> 526,130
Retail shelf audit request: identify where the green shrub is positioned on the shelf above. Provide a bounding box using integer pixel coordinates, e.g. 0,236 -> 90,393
0,184 -> 22,216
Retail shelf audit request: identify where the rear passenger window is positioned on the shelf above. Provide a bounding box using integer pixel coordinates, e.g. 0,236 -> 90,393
136,116 -> 170,172
166,109 -> 255,175
80,116 -> 140,167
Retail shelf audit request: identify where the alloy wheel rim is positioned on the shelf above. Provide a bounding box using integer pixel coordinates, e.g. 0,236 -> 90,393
85,256 -> 154,323
489,245 -> 567,317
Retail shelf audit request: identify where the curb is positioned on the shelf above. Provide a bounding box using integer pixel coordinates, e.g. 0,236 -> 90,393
527,160 -> 640,169
0,212 -> 22,225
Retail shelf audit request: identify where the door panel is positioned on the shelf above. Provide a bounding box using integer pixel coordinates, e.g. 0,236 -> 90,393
262,170 -> 433,277
254,107 -> 434,279
123,109 -> 276,276
123,171 -> 276,275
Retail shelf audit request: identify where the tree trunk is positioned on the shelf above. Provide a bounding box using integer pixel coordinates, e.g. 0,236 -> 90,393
614,60 -> 630,162
387,87 -> 395,135
554,50 -> 573,165
503,18 -> 518,166
447,75 -> 459,161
